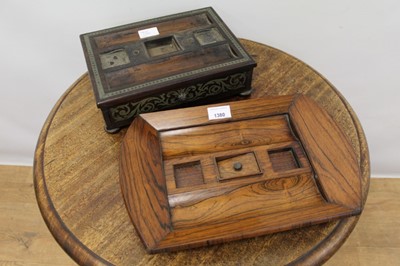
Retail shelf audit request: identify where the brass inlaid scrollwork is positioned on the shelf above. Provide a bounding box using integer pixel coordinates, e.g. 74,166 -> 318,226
110,72 -> 246,122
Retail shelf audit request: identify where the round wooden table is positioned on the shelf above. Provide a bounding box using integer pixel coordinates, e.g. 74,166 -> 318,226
34,39 -> 370,265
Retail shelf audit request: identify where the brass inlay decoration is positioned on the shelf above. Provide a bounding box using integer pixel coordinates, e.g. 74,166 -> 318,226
109,72 -> 246,122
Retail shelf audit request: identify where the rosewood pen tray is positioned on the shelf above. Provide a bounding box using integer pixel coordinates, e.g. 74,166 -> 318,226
119,94 -> 362,253
80,7 -> 256,132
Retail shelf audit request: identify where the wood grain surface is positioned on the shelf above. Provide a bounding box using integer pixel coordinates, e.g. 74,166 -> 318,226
0,165 -> 76,265
288,95 -> 362,210
120,116 -> 171,251
33,39 -> 370,265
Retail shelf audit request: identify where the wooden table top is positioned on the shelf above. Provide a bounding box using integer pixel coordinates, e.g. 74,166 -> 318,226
33,39 -> 370,266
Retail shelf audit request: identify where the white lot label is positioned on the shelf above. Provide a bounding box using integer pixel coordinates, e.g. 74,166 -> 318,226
207,105 -> 232,120
138,27 -> 159,39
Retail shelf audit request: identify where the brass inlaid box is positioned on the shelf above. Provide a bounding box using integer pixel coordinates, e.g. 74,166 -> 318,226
80,7 -> 256,132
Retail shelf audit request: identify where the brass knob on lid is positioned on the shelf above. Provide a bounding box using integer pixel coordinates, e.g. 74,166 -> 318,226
233,162 -> 242,171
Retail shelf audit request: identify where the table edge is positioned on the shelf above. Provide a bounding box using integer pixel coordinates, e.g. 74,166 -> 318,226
33,73 -> 113,266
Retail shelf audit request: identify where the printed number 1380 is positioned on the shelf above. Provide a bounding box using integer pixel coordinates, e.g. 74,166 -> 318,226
207,105 -> 232,120
214,112 -> 225,118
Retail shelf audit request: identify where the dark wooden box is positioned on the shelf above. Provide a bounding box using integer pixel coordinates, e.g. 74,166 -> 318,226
80,7 -> 256,132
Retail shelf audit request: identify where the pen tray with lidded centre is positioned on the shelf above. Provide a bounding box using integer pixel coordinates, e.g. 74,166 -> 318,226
119,94 -> 362,253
